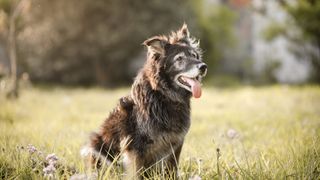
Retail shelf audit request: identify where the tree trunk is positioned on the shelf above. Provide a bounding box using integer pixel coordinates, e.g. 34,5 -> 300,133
7,0 -> 27,98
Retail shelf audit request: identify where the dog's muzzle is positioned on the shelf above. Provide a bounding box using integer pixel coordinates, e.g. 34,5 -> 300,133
175,62 -> 207,99
197,63 -> 207,77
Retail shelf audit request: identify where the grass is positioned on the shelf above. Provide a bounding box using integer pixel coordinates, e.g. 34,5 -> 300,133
0,85 -> 320,179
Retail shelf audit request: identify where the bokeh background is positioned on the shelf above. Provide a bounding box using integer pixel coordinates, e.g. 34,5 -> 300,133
0,0 -> 320,179
0,0 -> 319,90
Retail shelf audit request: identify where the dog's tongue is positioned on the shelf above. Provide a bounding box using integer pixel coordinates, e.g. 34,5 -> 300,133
183,77 -> 202,98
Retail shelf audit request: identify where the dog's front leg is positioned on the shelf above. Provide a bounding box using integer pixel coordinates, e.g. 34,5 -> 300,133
165,143 -> 183,179
123,150 -> 144,180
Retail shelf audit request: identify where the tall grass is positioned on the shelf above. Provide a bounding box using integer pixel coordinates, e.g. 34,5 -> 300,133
0,85 -> 319,179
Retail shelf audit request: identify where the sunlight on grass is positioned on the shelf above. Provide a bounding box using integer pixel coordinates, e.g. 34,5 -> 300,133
0,86 -> 319,179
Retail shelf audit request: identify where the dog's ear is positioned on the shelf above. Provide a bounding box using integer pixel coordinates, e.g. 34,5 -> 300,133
169,23 -> 195,46
178,23 -> 190,39
177,23 -> 200,49
143,37 -> 167,56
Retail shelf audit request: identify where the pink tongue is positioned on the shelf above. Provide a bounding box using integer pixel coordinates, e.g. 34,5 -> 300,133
183,77 -> 202,98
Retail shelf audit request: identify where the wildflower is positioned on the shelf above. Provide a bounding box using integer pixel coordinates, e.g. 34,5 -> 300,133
46,153 -> 58,162
27,144 -> 37,154
46,153 -> 58,167
49,159 -> 58,165
189,175 -> 202,180
227,128 -> 238,139
43,153 -> 59,178
43,164 -> 56,178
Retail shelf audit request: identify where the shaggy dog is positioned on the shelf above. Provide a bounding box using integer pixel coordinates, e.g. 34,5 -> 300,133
81,24 -> 207,178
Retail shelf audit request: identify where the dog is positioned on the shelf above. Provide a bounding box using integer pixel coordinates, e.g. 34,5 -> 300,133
81,24 -> 207,179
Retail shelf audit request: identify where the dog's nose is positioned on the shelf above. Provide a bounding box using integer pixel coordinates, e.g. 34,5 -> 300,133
198,63 -> 207,75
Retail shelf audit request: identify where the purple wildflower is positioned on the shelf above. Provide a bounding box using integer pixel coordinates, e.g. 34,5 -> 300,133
43,153 -> 59,178
26,144 -> 37,154
46,153 -> 58,162
43,164 -> 56,178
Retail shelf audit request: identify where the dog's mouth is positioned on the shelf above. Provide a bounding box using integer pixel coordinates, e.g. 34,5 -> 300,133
176,75 -> 202,98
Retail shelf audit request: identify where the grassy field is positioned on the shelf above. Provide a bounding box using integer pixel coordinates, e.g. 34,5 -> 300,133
0,85 -> 320,179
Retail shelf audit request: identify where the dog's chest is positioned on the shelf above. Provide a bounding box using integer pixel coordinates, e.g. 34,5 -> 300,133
133,96 -> 191,158
151,100 -> 190,131
145,130 -> 186,159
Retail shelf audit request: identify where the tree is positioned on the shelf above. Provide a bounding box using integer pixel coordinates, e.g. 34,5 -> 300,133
15,0 -> 194,86
265,0 -> 320,82
0,0 -> 29,98
190,0 -> 236,80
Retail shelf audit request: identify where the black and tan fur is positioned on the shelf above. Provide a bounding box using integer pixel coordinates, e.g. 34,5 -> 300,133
81,24 -> 207,178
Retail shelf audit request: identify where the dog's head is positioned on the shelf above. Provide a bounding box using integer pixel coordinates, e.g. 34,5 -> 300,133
143,24 -> 207,99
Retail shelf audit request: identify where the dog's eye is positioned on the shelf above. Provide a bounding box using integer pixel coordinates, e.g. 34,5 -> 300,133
176,56 -> 183,61
191,53 -> 198,59
175,56 -> 184,62
174,52 -> 186,62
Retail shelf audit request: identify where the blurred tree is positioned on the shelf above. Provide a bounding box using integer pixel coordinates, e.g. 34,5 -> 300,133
1,0 -> 240,86
15,0 -> 194,86
190,0 -> 236,79
0,0 -> 29,98
264,0 -> 320,82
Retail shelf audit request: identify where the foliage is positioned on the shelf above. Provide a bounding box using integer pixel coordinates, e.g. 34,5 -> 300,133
262,22 -> 286,42
0,0 -> 13,14
285,0 -> 320,41
265,0 -> 320,82
285,0 -> 320,82
0,86 -> 319,179
190,0 -> 236,75
0,0 -> 240,86
6,0 -> 194,86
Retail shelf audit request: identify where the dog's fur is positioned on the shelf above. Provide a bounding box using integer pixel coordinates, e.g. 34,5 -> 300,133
82,24 -> 207,178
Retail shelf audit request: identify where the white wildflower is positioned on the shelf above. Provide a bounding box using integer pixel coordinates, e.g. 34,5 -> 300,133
189,174 -> 202,180
227,128 -> 238,139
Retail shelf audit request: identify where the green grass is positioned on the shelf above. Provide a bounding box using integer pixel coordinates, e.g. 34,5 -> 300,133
0,85 -> 320,179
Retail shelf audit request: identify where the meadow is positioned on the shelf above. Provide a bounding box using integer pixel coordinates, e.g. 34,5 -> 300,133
0,85 -> 319,179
